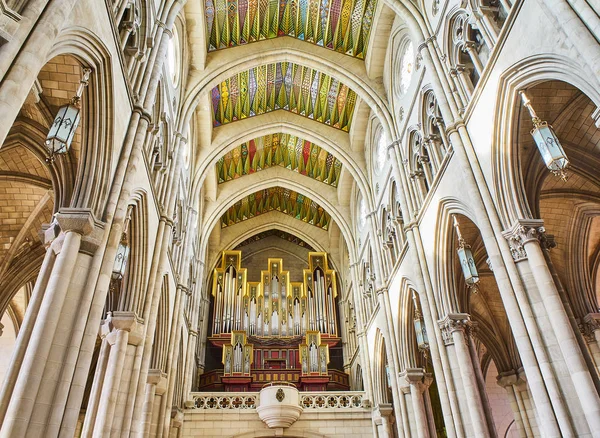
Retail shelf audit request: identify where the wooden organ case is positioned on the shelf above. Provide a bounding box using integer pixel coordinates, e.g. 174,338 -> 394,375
200,251 -> 349,392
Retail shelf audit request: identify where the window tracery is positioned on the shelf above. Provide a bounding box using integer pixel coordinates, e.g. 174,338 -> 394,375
447,11 -> 489,106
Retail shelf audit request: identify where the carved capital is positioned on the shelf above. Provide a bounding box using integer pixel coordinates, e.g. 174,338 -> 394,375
107,311 -> 145,345
438,313 -> 471,345
502,219 -> 545,262
496,371 -> 518,388
580,313 -> 600,342
401,368 -> 430,392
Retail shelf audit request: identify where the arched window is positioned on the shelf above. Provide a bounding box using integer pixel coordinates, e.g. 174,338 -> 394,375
422,91 -> 450,169
167,26 -> 181,86
395,39 -> 415,96
374,127 -> 388,175
448,12 -> 489,105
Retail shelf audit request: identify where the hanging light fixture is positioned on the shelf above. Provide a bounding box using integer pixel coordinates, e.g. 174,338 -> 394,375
519,90 -> 569,181
453,215 -> 479,293
45,68 -> 92,162
412,290 -> 429,351
112,207 -> 132,281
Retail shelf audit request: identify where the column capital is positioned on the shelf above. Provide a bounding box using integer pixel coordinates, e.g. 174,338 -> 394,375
400,368 -> 431,391
580,313 -> 600,342
502,219 -> 546,261
438,313 -> 471,345
147,369 -> 169,394
55,208 -> 97,235
496,371 -> 518,388
55,208 -> 105,254
375,402 -> 394,418
107,311 -> 145,345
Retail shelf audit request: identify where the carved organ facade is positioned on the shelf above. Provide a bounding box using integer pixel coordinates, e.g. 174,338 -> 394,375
201,251 -> 348,391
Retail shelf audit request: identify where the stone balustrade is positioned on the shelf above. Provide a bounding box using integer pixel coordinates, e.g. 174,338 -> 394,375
188,391 -> 365,410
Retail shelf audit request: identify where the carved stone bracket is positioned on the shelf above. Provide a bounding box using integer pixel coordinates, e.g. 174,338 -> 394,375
502,219 -> 545,262
438,313 -> 471,346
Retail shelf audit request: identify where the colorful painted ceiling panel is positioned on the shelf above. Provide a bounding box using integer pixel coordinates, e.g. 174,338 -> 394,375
211,62 -> 357,131
216,133 -> 342,186
205,0 -> 377,59
221,187 -> 332,230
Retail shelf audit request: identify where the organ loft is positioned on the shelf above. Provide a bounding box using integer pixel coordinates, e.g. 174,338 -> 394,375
199,251 -> 349,392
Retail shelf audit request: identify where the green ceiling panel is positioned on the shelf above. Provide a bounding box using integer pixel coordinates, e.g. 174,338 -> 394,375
205,0 -> 378,59
216,133 -> 343,186
211,62 -> 357,131
221,187 -> 332,230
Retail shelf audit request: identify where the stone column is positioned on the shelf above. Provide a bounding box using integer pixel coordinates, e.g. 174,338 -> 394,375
0,226 -> 57,424
403,369 -> 431,438
375,403 -> 395,438
80,326 -> 110,438
91,312 -> 143,438
438,314 -> 491,438
141,369 -> 168,436
582,313 -> 600,375
0,209 -> 97,438
503,220 -> 600,432
496,372 -> 532,438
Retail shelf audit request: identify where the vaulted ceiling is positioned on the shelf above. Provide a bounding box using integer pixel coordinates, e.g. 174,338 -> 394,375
216,133 -> 343,186
186,0 -> 387,262
205,0 -> 378,59
220,186 -> 332,230
210,62 -> 357,130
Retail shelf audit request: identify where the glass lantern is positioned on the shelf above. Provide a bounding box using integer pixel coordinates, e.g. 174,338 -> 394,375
520,91 -> 569,181
112,234 -> 130,280
453,215 -> 479,290
412,291 -> 429,350
45,68 -> 92,162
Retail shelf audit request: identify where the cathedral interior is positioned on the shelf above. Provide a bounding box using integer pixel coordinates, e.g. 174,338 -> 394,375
0,0 -> 600,437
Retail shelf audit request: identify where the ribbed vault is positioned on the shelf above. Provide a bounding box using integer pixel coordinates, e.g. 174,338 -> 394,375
187,0 -> 391,270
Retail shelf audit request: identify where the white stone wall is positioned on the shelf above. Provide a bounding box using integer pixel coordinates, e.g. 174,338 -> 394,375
181,409 -> 374,437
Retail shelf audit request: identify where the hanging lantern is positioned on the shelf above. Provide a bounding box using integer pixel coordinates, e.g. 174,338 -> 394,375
453,215 -> 479,292
112,207 -> 132,281
412,291 -> 429,351
112,233 -> 130,280
45,68 -> 92,162
519,90 -> 569,181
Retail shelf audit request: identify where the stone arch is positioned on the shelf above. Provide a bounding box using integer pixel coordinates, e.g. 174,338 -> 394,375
179,38 -> 396,140
190,111 -> 373,212
492,53 -> 600,227
200,180 -> 354,261
48,26 -> 115,219
104,190 -> 149,318
372,330 -> 390,405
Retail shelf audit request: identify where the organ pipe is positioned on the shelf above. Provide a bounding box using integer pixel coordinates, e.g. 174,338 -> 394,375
211,252 -> 338,339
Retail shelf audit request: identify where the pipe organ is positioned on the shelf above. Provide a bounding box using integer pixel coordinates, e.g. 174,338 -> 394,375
203,251 -> 348,391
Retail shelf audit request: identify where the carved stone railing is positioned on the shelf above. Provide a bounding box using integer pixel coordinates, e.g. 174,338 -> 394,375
190,393 -> 258,410
299,392 -> 365,409
187,391 -> 366,411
